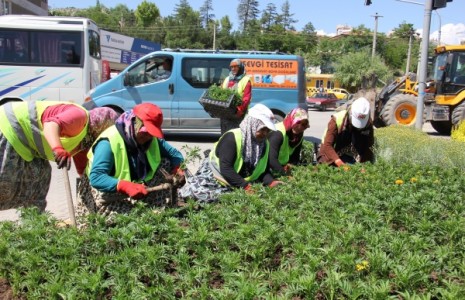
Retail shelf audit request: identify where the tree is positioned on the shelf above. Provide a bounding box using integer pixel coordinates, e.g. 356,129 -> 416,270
334,50 -> 391,92
391,21 -> 416,40
278,0 -> 297,31
163,0 -> 204,49
199,0 -> 215,27
237,0 -> 260,32
134,0 -> 160,27
215,16 -> 235,49
260,3 -> 278,31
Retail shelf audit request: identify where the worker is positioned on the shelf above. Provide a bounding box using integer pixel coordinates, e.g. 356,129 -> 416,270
268,107 -> 309,175
220,58 -> 252,135
77,103 -> 185,217
317,97 -> 374,166
0,101 -> 118,212
178,104 -> 283,203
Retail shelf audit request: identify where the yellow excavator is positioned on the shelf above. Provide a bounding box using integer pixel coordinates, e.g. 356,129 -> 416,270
425,44 -> 465,134
373,44 -> 465,134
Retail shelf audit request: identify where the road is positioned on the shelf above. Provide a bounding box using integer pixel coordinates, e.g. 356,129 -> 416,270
0,110 -> 439,222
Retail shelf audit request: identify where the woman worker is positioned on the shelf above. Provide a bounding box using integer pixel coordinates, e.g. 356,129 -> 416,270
178,103 -> 283,203
0,101 -> 118,212
268,108 -> 309,175
77,103 -> 185,216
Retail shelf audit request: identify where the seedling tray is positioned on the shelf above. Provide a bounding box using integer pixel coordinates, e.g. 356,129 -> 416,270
198,90 -> 240,120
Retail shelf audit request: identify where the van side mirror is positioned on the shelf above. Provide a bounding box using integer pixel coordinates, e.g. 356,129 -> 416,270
124,73 -> 133,87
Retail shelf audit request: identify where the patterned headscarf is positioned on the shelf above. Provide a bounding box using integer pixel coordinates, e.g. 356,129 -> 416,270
115,110 -> 152,181
239,114 -> 267,172
228,58 -> 246,83
80,107 -> 119,150
283,108 -> 309,143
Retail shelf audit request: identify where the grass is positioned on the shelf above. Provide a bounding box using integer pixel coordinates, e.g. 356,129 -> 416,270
0,127 -> 464,298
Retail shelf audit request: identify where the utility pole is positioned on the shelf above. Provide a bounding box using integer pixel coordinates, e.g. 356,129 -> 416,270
406,29 -> 415,74
415,0 -> 433,129
371,13 -> 383,59
212,22 -> 216,50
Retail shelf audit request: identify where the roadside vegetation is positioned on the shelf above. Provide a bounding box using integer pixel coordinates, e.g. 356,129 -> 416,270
1,126 -> 464,299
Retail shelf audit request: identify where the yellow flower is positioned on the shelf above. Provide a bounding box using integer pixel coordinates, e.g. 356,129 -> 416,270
410,177 -> 417,183
395,179 -> 404,185
356,260 -> 369,272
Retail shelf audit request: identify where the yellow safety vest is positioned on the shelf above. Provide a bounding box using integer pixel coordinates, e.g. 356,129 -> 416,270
209,128 -> 269,184
222,75 -> 252,98
0,101 -> 88,161
87,126 -> 161,182
275,122 -> 303,165
321,110 -> 347,144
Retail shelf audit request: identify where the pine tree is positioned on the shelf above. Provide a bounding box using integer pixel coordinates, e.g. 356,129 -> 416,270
237,0 -> 260,32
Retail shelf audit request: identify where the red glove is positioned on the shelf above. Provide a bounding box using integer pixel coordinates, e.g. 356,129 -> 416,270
173,167 -> 186,186
334,159 -> 345,167
117,180 -> 148,199
269,180 -> 284,188
244,184 -> 254,194
283,164 -> 292,175
236,107 -> 245,118
52,146 -> 72,170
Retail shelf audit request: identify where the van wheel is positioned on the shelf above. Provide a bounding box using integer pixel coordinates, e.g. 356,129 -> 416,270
105,105 -> 124,116
272,111 -> 285,123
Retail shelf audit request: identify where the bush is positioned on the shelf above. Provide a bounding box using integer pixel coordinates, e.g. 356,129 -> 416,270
374,125 -> 465,171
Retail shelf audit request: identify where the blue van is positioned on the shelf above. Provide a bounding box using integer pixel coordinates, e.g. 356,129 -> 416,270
84,49 -> 307,133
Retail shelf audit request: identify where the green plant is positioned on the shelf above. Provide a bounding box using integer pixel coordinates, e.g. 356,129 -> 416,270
451,120 -> 465,143
179,145 -> 202,172
206,85 -> 242,106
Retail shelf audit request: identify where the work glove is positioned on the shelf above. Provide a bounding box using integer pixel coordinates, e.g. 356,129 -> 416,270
173,167 -> 186,187
117,180 -> 148,199
334,158 -> 345,168
283,164 -> 292,175
244,184 -> 254,195
52,146 -> 72,170
269,180 -> 284,188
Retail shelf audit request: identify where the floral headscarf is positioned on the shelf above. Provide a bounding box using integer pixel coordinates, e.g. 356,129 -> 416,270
239,115 -> 267,172
115,110 -> 152,181
282,108 -> 309,143
80,107 -> 119,150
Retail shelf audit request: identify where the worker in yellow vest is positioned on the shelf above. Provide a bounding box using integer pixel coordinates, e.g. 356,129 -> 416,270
318,97 -> 374,167
220,58 -> 252,135
77,103 -> 185,217
268,108 -> 309,175
179,104 -> 283,203
0,101 -> 117,212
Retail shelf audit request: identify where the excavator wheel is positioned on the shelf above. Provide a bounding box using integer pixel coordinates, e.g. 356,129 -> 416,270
381,94 -> 418,127
451,101 -> 465,130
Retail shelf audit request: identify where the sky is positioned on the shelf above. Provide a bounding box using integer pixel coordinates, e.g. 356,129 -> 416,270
49,0 -> 465,45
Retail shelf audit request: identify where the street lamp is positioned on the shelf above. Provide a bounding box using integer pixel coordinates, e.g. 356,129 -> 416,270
405,30 -> 420,74
395,0 -> 442,45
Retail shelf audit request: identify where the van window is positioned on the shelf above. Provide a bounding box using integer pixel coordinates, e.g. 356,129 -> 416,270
182,58 -> 230,88
126,60 -> 148,86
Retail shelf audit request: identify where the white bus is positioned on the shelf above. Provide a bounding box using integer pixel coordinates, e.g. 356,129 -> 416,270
0,15 -> 102,105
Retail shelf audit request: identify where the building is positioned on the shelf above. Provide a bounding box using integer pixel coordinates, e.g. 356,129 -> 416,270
100,29 -> 161,74
1,0 -> 48,16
